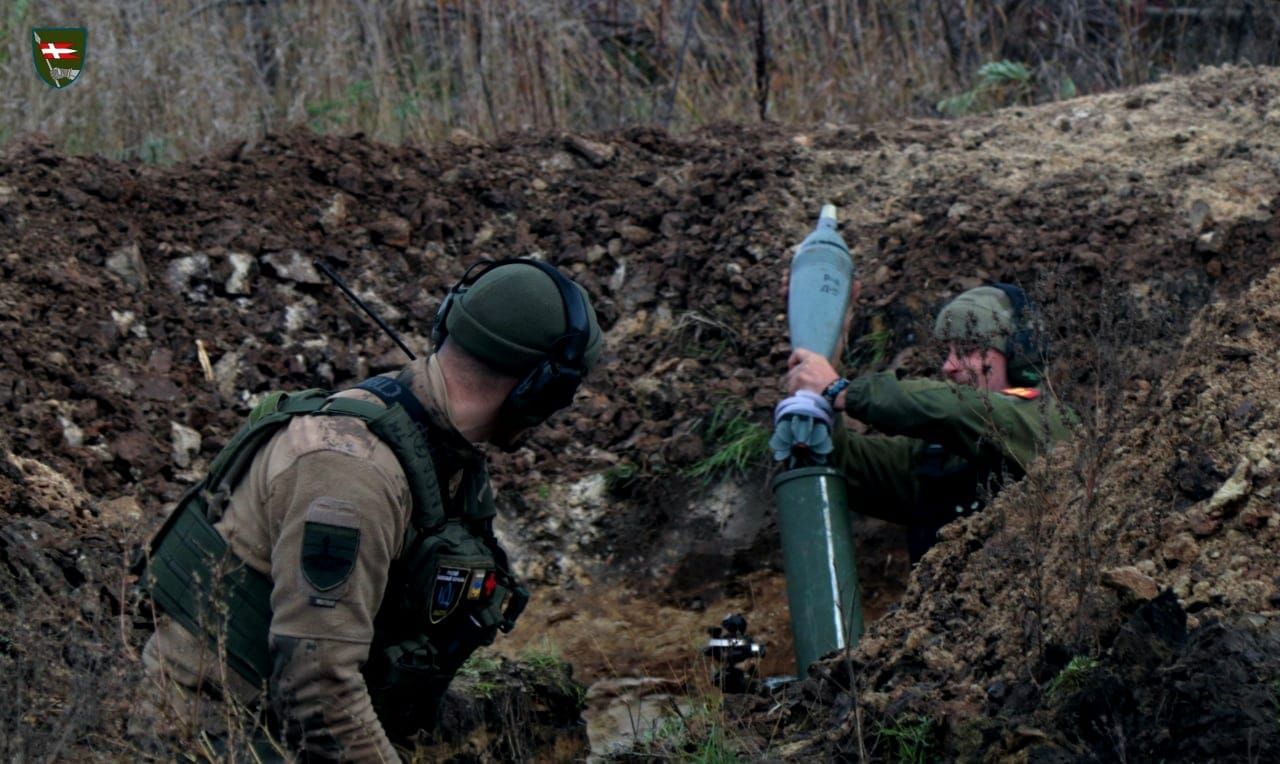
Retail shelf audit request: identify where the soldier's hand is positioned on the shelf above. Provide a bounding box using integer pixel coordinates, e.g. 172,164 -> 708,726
786,349 -> 839,396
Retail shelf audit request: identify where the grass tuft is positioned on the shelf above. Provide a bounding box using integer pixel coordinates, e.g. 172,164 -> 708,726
937,59 -> 1034,116
1045,655 -> 1101,699
458,650 -> 502,680
875,713 -> 935,764
683,401 -> 771,483
631,697 -> 743,763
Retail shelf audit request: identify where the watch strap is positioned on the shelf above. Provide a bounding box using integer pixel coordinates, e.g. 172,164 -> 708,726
822,377 -> 850,408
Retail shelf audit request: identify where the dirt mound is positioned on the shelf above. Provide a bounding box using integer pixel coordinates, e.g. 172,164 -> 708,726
756,264 -> 1280,760
3,66 -> 1279,585
3,64 -> 1280,758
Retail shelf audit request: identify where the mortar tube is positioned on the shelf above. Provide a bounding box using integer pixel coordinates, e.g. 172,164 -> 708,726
771,465 -> 863,676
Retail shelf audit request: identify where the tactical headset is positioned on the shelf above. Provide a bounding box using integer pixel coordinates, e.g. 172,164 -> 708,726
432,259 -> 590,427
987,281 -> 1047,385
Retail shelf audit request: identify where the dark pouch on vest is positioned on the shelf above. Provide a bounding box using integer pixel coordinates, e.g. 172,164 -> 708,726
367,636 -> 452,740
915,444 -> 985,528
365,521 -> 505,735
909,443 -> 986,562
144,493 -> 275,684
402,523 -> 500,634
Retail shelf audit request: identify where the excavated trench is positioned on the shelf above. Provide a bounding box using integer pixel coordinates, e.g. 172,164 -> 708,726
3,65 -> 1280,759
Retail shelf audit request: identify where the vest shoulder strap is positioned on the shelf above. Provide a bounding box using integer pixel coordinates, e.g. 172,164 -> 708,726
201,389 -> 330,514
232,385 -> 450,531
321,395 -> 447,531
348,377 -> 453,530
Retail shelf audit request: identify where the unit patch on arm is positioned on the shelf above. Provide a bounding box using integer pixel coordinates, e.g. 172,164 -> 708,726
301,521 -> 360,593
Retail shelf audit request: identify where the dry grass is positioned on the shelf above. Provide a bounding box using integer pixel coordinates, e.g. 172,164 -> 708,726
2,1 -> 1277,160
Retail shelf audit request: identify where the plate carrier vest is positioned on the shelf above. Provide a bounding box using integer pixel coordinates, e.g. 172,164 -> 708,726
140,378 -> 528,715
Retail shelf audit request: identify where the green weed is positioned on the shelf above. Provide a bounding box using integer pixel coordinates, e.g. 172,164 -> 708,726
306,98 -> 344,133
457,651 -> 505,698
520,641 -> 563,673
847,325 -> 893,370
1045,655 -> 1101,699
458,650 -> 502,680
140,135 -> 173,165
518,641 -> 586,706
1059,74 -> 1079,100
876,713 -> 935,764
937,59 -> 1033,116
1,1 -> 33,66
604,460 -> 670,498
306,79 -> 375,134
683,401 -> 770,483
604,461 -> 642,495
688,726 -> 740,764
392,94 -> 422,141
115,135 -> 175,165
634,699 -> 742,763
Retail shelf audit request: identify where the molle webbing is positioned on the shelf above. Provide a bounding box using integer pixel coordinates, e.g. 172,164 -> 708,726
144,389 -> 331,686
143,385 -> 448,687
146,490 -> 275,683
200,389 -> 332,521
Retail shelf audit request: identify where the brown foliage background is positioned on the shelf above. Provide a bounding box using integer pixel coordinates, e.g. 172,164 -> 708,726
4,1 -> 1279,159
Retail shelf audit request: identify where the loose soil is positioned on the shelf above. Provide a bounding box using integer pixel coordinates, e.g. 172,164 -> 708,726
3,64 -> 1280,759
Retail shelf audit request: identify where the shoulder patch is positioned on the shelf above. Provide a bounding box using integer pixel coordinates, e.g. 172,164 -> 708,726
301,498 -> 361,592
1000,387 -> 1041,400
302,522 -> 360,591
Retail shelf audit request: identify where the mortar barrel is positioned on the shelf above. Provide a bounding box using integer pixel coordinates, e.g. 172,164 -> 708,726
771,465 -> 864,675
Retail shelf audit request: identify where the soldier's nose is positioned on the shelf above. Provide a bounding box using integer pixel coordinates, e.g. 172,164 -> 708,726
941,348 -> 960,373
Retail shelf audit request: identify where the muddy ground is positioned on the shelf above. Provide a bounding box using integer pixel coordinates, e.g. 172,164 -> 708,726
2,64 -> 1280,759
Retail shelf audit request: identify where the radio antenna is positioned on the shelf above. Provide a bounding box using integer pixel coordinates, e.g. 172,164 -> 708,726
315,259 -> 417,361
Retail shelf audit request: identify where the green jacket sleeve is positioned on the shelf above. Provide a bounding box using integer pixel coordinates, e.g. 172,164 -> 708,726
829,419 -> 926,524
841,372 -> 1067,471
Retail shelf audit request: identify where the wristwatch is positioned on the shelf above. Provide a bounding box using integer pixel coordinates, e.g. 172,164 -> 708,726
822,378 -> 850,409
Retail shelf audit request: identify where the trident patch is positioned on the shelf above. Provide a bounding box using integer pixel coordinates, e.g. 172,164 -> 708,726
32,28 -> 87,89
430,565 -> 469,623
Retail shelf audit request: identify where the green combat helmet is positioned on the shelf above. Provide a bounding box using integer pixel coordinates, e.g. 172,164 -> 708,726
933,284 -> 1046,386
434,259 -> 604,427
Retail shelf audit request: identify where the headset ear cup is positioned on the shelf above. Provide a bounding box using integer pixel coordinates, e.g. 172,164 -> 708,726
502,362 -> 582,427
988,281 -> 1040,380
439,258 -> 590,427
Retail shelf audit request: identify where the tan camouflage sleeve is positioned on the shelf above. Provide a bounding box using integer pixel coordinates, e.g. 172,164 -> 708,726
263,449 -> 410,763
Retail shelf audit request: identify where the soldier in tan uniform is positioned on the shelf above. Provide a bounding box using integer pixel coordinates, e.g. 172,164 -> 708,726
140,260 -> 602,761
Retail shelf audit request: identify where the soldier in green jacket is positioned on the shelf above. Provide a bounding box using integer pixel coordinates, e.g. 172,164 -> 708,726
786,284 -> 1073,561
